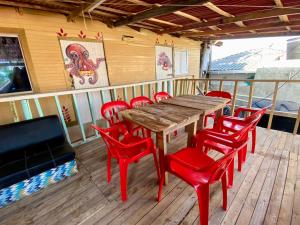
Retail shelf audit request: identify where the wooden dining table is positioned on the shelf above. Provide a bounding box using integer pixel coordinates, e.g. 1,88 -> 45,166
120,95 -> 230,183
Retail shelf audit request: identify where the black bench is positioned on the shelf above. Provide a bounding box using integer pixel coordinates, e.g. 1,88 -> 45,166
0,115 -> 76,189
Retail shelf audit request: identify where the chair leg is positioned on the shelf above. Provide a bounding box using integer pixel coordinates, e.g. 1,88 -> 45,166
119,160 -> 128,201
107,152 -> 112,183
228,160 -> 234,188
242,145 -> 247,162
152,151 -> 160,184
195,184 -> 210,225
157,165 -> 165,202
221,174 -> 228,210
238,150 -> 243,172
251,128 -> 256,154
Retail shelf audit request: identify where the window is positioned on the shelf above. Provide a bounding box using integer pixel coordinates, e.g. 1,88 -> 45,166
175,50 -> 188,75
0,34 -> 32,96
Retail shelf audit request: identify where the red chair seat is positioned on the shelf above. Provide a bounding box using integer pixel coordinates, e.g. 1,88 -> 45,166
169,148 -> 215,171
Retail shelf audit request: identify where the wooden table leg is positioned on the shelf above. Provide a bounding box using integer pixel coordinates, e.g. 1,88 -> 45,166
215,108 -> 223,120
156,132 -> 168,184
197,115 -> 205,130
185,121 -> 197,147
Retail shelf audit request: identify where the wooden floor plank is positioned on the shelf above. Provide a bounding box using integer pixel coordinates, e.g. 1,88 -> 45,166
0,128 -> 299,225
249,148 -> 284,225
277,151 -> 298,225
291,154 -> 300,225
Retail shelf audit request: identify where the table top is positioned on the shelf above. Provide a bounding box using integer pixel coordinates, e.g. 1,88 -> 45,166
160,95 -> 230,115
120,103 -> 200,133
121,95 -> 229,133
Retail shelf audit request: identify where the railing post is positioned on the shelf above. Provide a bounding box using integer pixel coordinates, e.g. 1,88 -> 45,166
10,101 -> 19,122
54,96 -> 71,144
148,84 -> 152,98
113,88 -> 118,101
204,79 -> 209,94
122,87 -> 128,102
87,92 -> 99,137
21,99 -> 32,120
100,90 -> 105,104
72,94 -> 87,142
174,79 -> 178,96
141,85 -> 145,96
34,98 -> 44,117
293,107 -> 300,135
132,85 -> 136,98
192,78 -> 196,95
219,80 -> 223,91
247,82 -> 254,109
267,81 -> 279,129
231,81 -> 239,116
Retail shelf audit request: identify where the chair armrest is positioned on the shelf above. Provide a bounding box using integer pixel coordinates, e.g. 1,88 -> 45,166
234,107 -> 260,117
196,130 -> 234,147
124,137 -> 153,149
216,116 -> 248,130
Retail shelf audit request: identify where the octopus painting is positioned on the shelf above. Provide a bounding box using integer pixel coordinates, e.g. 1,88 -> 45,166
157,52 -> 172,71
65,43 -> 105,85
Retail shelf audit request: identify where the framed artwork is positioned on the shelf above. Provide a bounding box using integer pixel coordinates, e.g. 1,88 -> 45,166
58,37 -> 111,123
58,37 -> 110,90
155,45 -> 174,80
0,33 -> 33,96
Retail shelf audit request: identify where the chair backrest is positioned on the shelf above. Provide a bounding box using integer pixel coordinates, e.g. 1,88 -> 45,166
205,91 -> 232,104
154,92 -> 171,103
207,121 -> 255,183
245,108 -> 266,127
130,96 -> 154,108
101,100 -> 130,126
91,124 -> 128,159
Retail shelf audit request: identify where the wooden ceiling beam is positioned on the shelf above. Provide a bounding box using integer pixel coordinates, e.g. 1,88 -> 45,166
198,30 -> 300,41
113,0 -> 209,27
183,20 -> 300,37
127,0 -> 203,24
0,0 -> 70,14
67,0 -> 106,21
163,7 -> 300,34
148,18 -> 182,27
203,2 -> 253,32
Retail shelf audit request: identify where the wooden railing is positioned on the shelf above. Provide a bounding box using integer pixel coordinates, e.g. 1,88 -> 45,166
0,76 -> 190,146
0,76 -> 299,147
175,78 -> 300,135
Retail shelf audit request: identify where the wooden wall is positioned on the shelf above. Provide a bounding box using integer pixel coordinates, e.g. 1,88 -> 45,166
0,6 -> 201,124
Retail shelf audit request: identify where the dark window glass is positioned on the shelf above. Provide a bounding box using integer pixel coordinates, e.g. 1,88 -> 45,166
0,36 -> 32,95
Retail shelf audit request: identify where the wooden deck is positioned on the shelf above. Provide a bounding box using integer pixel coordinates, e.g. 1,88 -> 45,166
1,127 -> 300,225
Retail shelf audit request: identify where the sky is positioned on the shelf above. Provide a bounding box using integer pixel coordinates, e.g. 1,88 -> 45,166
212,36 -> 299,60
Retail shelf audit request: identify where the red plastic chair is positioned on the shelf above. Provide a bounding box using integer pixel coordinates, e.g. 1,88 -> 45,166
204,91 -> 232,127
91,124 -> 160,201
195,119 -> 254,183
154,91 -> 171,103
130,96 -> 154,108
101,100 -> 130,126
218,107 -> 266,154
130,96 -> 154,137
101,100 -> 141,136
153,92 -> 178,138
157,147 -> 237,225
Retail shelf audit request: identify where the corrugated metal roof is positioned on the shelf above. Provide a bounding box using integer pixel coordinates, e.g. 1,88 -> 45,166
210,48 -> 285,72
